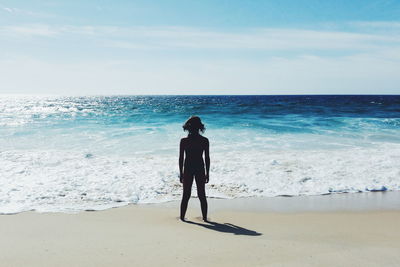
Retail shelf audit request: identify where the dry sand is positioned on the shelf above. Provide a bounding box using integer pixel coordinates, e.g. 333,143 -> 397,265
1,196 -> 400,267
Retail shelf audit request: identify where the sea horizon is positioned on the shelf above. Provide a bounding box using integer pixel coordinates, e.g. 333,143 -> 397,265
2,93 -> 400,97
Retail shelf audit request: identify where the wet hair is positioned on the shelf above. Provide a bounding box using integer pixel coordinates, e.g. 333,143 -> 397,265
183,116 -> 205,135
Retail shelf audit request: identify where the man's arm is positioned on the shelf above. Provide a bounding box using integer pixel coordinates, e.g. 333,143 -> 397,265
204,138 -> 210,183
179,139 -> 185,183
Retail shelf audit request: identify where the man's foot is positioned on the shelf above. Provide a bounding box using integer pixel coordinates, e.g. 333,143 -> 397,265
180,216 -> 186,222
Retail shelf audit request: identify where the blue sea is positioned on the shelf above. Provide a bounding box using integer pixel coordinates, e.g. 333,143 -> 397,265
1,95 -> 399,214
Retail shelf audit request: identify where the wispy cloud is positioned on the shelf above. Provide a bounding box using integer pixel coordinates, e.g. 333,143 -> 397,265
1,24 -> 400,51
1,22 -> 399,94
1,6 -> 55,18
2,7 -> 14,13
0,25 -> 59,37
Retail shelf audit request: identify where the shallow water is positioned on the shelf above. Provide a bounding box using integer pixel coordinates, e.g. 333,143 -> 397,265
1,95 -> 399,213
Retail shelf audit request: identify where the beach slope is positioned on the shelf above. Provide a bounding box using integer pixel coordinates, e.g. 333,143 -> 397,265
1,201 -> 400,267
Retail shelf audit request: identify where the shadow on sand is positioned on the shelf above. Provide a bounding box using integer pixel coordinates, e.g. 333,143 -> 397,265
184,220 -> 262,236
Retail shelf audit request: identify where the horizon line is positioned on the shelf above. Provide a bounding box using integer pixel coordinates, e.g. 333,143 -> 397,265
1,93 -> 399,97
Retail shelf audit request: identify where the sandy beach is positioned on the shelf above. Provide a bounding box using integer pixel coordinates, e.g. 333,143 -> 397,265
1,193 -> 400,267
2,0 -> 400,265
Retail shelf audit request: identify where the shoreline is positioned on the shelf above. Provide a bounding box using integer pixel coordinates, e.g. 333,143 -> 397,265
156,190 -> 400,213
1,190 -> 400,216
1,192 -> 400,266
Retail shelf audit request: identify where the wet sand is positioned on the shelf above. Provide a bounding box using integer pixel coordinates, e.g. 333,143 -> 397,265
1,193 -> 400,266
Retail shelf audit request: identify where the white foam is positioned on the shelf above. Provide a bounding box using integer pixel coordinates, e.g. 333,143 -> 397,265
1,144 -> 399,214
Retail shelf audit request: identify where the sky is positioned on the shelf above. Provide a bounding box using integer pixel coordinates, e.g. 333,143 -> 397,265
0,0 -> 400,95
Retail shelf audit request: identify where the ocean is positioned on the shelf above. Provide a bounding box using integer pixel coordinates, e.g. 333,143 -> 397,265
1,95 -> 399,214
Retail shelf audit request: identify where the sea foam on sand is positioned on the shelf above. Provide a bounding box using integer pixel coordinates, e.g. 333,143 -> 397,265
1,143 -> 399,214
